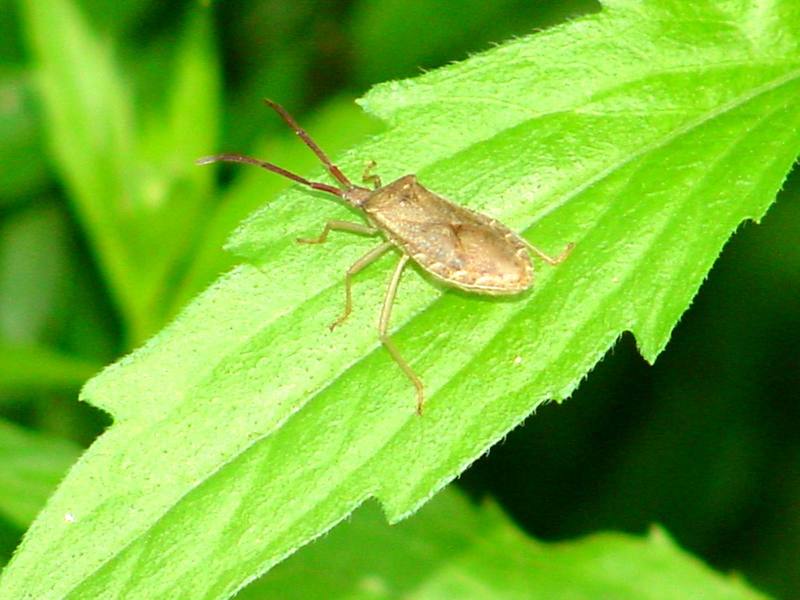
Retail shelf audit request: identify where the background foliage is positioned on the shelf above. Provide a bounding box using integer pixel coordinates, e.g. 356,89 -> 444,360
0,0 -> 798,598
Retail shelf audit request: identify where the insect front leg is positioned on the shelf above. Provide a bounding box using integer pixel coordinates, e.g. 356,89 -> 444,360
361,160 -> 382,190
330,241 -> 393,331
296,220 -> 378,244
378,254 -> 425,415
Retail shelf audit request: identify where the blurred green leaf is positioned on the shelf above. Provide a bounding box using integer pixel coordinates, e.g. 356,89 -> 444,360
0,204 -> 68,343
75,0 -> 153,34
241,488 -> 767,600
0,69 -> 49,201
134,7 -> 220,325
0,0 -> 24,61
220,0 -> 316,152
0,522 -> 16,569
0,419 -> 81,529
17,0 -> 220,343
0,201 -> 112,397
1,1 -> 798,598
17,0 -> 139,334
54,260 -> 118,364
0,344 -> 99,394
0,197 -> 117,371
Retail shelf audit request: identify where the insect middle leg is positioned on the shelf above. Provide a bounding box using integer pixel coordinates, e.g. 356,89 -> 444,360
378,254 -> 425,415
328,241 -> 393,331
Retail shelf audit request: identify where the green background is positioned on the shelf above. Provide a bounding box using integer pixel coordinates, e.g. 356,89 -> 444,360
0,0 -> 797,597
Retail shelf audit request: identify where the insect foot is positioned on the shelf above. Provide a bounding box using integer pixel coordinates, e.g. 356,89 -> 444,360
198,99 -> 573,415
362,160 -> 382,189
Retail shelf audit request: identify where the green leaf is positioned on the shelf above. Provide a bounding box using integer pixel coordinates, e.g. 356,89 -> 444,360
0,344 -> 99,394
0,204 -> 68,343
0,202 -> 110,388
241,488 -> 767,599
0,0 -> 24,62
0,68 -> 49,201
17,0 -> 220,343
73,0 -> 152,34
17,0 -> 139,331
135,7 -> 220,325
2,1 -> 799,598
0,419 -> 81,529
217,2 -> 317,152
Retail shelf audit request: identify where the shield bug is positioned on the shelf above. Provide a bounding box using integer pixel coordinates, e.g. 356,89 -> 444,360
198,99 -> 573,415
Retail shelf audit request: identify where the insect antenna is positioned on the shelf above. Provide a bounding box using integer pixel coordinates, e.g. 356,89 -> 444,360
263,98 -> 353,189
196,153 -> 344,198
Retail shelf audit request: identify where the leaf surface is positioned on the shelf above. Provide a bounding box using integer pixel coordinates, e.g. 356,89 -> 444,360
1,1 -> 798,598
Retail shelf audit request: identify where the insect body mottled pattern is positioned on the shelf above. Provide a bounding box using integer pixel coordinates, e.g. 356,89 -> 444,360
361,175 -> 533,294
198,100 -> 573,415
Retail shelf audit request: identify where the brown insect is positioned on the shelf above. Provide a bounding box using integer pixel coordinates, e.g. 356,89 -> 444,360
198,99 -> 573,415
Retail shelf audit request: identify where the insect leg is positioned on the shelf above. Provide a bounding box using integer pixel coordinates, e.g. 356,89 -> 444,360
297,220 -> 378,244
523,239 -> 575,265
263,99 -> 353,188
330,241 -> 393,331
378,255 -> 425,415
361,160 -> 382,189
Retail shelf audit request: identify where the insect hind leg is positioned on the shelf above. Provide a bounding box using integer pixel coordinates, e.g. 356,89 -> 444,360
523,239 -> 575,265
378,254 -> 425,415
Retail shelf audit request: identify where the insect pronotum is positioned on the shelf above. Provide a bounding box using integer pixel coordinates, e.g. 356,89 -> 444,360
198,99 -> 573,415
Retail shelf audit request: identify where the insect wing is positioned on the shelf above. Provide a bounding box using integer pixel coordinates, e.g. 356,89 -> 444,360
365,177 -> 532,294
